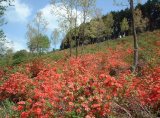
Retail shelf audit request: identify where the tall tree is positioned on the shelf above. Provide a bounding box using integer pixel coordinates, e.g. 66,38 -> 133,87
94,8 -> 105,40
85,19 -> 105,43
37,34 -> 50,53
34,12 -> 48,35
0,38 -> 6,55
134,8 -> 148,32
0,0 -> 13,55
51,0 -> 77,57
26,24 -> 37,53
130,0 -> 139,72
78,0 -> 96,44
113,0 -> 141,72
51,28 -> 60,49
120,18 -> 129,36
0,0 -> 7,41
103,13 -> 114,38
5,48 -> 13,65
142,0 -> 160,30
26,11 -> 49,53
73,0 -> 79,58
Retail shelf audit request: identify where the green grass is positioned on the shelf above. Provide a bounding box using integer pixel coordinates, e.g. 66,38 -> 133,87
0,99 -> 19,117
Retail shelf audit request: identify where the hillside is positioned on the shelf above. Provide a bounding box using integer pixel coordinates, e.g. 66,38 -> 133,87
0,30 -> 160,117
60,0 -> 160,50
46,30 -> 160,66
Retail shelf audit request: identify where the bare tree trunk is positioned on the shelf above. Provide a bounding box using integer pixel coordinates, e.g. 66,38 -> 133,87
69,35 -> 72,57
75,19 -> 78,58
81,11 -> 86,54
75,35 -> 78,58
69,20 -> 72,57
130,0 -> 138,72
75,4 -> 78,58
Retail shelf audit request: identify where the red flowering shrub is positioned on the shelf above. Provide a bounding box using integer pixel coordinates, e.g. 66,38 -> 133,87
29,59 -> 47,78
0,73 -> 33,101
0,47 -> 159,117
136,67 -> 160,107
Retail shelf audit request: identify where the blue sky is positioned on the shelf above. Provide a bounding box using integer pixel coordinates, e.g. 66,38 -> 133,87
2,0 -> 148,52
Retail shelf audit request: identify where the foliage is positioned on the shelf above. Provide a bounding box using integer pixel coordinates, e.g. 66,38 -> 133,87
86,19 -> 105,40
12,50 -> 28,65
34,34 -> 50,53
0,0 -> 14,55
103,13 -> 114,36
120,17 -> 129,34
5,49 -> 13,65
27,33 -> 50,53
78,0 -> 97,36
26,11 -> 49,53
51,0 -> 97,56
0,37 -> 6,55
134,8 -> 149,32
0,0 -> 7,41
51,0 -> 81,56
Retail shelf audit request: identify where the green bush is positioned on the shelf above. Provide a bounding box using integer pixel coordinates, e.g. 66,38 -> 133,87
12,50 -> 28,65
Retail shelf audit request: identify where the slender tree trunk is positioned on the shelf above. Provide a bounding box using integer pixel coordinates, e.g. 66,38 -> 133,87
81,10 -> 86,54
75,5 -> 78,58
69,34 -> 72,57
75,19 -> 78,58
69,3 -> 75,57
75,35 -> 78,58
130,0 -> 139,72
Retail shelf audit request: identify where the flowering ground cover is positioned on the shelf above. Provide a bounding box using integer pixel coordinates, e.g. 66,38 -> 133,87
0,30 -> 160,118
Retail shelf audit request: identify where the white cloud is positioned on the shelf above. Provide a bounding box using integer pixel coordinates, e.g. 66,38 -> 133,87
5,0 -> 31,23
13,42 -> 26,52
5,37 -> 27,52
39,4 -> 90,32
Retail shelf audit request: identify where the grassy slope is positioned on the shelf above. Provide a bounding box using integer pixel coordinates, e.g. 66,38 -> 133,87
0,30 -> 159,73
45,30 -> 160,67
1,30 -> 159,68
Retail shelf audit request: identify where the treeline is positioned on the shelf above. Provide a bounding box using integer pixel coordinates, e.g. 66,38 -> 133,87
60,0 -> 160,50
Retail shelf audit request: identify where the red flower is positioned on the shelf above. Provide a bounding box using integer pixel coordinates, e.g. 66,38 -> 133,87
69,102 -> 74,106
34,108 -> 42,115
17,105 -> 24,111
18,101 -> 25,105
21,112 -> 29,118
